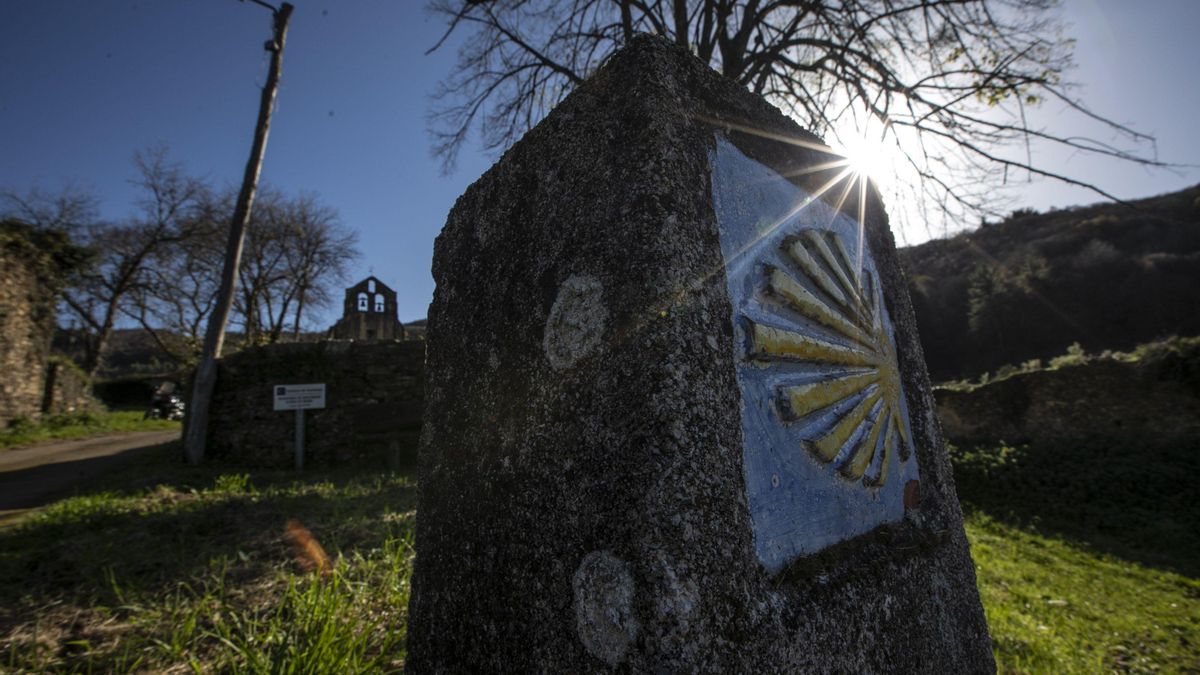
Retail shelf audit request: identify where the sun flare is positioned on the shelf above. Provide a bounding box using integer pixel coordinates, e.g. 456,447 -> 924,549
834,132 -> 891,185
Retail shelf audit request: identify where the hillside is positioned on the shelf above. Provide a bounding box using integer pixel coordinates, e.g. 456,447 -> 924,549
899,184 -> 1200,381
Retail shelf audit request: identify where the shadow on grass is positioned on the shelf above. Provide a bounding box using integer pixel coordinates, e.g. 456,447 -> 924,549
0,442 -> 418,628
950,437 -> 1200,578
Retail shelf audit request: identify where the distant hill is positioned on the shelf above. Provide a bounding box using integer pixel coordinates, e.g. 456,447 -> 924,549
899,184 -> 1200,381
53,328 -> 182,380
404,318 -> 427,340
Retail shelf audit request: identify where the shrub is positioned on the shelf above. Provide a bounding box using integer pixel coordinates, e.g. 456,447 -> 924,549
5,416 -> 35,433
1049,342 -> 1089,369
995,364 -> 1018,380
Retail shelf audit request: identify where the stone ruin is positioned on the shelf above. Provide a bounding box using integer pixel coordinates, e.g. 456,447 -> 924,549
0,221 -> 99,426
407,36 -> 993,672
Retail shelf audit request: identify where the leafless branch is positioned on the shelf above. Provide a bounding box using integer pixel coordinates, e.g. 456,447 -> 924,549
424,0 -> 1166,233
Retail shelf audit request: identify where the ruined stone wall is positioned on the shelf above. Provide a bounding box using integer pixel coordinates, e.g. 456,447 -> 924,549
0,233 -> 56,427
206,340 -> 425,467
43,359 -> 103,416
936,354 -> 1200,444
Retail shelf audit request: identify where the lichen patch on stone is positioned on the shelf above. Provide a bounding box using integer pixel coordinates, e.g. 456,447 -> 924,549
572,551 -> 639,666
544,274 -> 608,369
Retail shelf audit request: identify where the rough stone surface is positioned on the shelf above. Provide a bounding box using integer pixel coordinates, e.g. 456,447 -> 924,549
408,36 -> 992,673
0,226 -> 93,425
42,360 -> 103,416
0,243 -> 52,427
206,340 -> 424,467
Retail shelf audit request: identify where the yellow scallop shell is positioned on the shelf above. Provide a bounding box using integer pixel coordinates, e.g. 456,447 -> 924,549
744,229 -> 912,486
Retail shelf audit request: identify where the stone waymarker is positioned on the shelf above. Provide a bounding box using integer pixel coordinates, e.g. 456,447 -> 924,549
408,36 -> 992,673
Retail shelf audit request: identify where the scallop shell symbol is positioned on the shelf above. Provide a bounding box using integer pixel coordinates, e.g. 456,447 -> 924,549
743,229 -> 913,487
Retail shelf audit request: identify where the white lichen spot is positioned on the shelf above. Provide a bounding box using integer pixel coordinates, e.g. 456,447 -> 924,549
544,275 -> 607,369
573,551 -> 639,666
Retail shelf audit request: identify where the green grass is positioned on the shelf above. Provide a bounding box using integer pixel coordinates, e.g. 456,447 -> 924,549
968,512 -> 1199,674
954,437 -> 1200,672
0,411 -> 180,449
1,437 -> 1196,672
0,445 -> 415,672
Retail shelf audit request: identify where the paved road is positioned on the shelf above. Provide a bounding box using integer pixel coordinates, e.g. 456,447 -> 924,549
0,429 -> 181,520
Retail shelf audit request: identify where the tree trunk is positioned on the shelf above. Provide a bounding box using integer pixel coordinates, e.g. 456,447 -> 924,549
82,329 -> 108,377
184,2 -> 294,465
672,0 -> 689,47
82,301 -> 119,376
291,282 -> 307,339
618,0 -> 633,42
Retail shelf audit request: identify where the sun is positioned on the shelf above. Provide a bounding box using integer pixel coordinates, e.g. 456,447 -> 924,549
834,131 -> 890,184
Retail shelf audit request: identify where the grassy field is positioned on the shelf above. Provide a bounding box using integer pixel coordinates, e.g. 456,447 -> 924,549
0,411 -> 180,450
970,512 -> 1197,673
953,438 -> 1200,673
0,440 -> 1196,672
0,448 -> 415,672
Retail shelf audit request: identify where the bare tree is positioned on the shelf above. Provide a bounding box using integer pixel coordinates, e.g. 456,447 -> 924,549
231,188 -> 357,344
426,0 -> 1165,232
1,184 -> 98,233
55,147 -> 207,375
233,187 -> 290,345
4,150 -> 354,376
123,185 -> 357,363
261,191 -> 359,342
124,197 -> 227,366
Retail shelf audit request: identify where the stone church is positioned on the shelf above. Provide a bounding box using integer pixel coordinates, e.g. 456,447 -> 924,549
327,276 -> 406,341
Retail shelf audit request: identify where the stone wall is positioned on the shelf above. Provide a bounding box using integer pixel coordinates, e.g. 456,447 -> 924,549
205,340 -> 425,467
43,359 -> 103,416
0,225 -> 60,427
936,351 -> 1200,444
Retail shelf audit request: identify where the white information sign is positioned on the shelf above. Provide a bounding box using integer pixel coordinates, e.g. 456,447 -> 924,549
273,383 -> 326,411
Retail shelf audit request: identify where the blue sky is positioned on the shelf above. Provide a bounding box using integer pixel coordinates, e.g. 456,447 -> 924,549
1,1 -> 1196,327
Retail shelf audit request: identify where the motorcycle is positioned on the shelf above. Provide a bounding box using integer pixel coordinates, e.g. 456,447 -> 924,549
145,393 -> 186,421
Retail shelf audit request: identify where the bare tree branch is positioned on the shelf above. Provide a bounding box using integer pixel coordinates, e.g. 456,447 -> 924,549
424,0 -> 1167,233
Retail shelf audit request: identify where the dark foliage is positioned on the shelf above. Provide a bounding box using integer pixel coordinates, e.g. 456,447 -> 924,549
0,219 -> 90,287
900,184 -> 1200,381
952,438 -> 1200,577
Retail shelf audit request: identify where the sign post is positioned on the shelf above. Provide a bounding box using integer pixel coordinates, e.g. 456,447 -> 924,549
295,409 -> 305,471
273,384 -> 326,470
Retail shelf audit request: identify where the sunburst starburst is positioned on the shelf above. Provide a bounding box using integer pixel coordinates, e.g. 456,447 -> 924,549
744,229 -> 912,487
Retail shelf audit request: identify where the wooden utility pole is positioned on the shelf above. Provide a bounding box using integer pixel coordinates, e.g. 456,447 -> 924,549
184,1 -> 294,465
